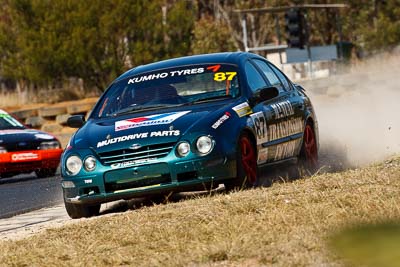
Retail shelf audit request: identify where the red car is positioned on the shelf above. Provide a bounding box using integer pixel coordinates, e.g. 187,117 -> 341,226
0,109 -> 63,178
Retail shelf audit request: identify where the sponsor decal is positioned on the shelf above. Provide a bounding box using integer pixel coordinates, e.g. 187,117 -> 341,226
97,130 -> 181,148
115,111 -> 190,132
207,64 -> 221,72
232,102 -> 252,117
213,72 -> 237,82
211,112 -> 231,129
110,158 -> 156,169
274,139 -> 301,161
98,132 -> 148,148
257,147 -> 269,164
0,114 -> 24,127
127,68 -> 204,85
270,100 -> 294,119
150,130 -> 180,137
269,118 -> 303,142
250,112 -> 268,144
207,64 -> 237,82
11,152 -> 39,162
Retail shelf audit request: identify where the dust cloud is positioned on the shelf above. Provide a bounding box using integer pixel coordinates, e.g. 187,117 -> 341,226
302,52 -> 400,169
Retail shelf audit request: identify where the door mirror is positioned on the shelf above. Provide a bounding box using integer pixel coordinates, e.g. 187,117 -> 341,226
67,115 -> 85,128
294,84 -> 305,92
259,86 -> 279,101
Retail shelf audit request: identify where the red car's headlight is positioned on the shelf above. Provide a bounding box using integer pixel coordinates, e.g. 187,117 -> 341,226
0,146 -> 7,154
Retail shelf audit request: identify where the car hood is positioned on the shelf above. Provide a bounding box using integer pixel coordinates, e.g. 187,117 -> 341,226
0,129 -> 58,151
72,99 -> 245,152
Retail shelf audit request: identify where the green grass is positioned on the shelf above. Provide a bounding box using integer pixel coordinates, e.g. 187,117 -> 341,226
1,157 -> 400,266
330,222 -> 400,267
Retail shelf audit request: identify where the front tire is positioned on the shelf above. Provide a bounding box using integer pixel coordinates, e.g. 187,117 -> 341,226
225,133 -> 258,191
64,200 -> 100,219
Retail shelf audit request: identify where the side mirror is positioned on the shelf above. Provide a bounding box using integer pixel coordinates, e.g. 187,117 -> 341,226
294,84 -> 305,92
67,115 -> 85,128
259,86 -> 279,102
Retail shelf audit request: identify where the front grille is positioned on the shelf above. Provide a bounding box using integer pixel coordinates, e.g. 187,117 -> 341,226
98,142 -> 175,165
4,141 -> 42,152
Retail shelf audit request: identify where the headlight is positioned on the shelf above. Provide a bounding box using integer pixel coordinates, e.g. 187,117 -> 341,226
176,142 -> 190,157
66,155 -> 82,176
196,136 -> 214,155
39,141 -> 61,150
84,156 -> 97,171
0,146 -> 7,154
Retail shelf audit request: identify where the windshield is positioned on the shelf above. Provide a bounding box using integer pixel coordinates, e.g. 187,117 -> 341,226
0,112 -> 25,130
92,64 -> 240,118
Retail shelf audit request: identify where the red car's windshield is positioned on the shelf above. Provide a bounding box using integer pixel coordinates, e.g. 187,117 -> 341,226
0,111 -> 25,130
92,64 -> 240,118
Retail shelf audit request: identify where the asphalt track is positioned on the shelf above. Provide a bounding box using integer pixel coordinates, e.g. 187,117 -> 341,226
0,173 -> 63,219
0,163 -> 288,220
0,148 -> 345,221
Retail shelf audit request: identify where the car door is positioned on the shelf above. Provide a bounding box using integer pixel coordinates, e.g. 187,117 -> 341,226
243,60 -> 275,165
267,62 -> 307,157
251,59 -> 304,162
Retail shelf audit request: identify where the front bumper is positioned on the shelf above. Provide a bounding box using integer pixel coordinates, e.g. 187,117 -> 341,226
62,155 -> 236,205
0,149 -> 62,174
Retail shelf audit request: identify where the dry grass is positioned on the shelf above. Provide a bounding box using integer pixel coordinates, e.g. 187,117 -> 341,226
0,157 -> 399,266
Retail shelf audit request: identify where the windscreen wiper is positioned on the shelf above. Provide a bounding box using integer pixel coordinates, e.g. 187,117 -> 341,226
112,104 -> 181,116
184,95 -> 233,105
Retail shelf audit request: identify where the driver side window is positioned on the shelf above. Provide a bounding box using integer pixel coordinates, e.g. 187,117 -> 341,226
253,59 -> 285,93
244,61 -> 268,93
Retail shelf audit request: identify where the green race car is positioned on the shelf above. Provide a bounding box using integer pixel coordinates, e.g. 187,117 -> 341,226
62,52 -> 319,218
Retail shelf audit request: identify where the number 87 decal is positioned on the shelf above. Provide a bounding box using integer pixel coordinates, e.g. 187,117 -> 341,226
214,72 -> 237,82
206,65 -> 237,82
250,112 -> 268,144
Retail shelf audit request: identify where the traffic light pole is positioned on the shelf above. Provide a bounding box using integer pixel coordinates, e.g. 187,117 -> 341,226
235,4 -> 347,79
307,45 -> 313,78
241,15 -> 249,52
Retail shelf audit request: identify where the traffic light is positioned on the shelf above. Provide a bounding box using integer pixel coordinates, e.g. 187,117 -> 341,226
284,8 -> 307,49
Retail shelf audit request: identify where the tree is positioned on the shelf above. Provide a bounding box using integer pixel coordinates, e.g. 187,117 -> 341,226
191,15 -> 237,54
0,0 -> 196,92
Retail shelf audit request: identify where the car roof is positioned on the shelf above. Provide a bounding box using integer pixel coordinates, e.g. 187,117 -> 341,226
116,52 -> 264,82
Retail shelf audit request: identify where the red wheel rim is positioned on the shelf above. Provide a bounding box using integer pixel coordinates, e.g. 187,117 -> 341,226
304,125 -> 318,166
240,137 -> 257,184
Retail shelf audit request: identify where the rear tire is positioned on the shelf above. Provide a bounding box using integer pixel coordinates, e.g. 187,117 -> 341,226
225,133 -> 258,191
298,123 -> 318,175
64,200 -> 100,219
